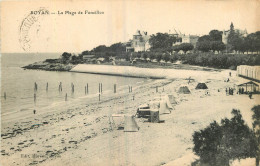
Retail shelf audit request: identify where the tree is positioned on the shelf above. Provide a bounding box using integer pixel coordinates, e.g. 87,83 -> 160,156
209,30 -> 223,41
198,35 -> 211,42
252,105 -> 260,166
210,41 -> 226,53
246,32 -> 260,53
61,52 -> 72,64
81,50 -> 90,55
177,43 -> 194,53
92,45 -> 109,52
173,45 -> 181,53
197,41 -> 211,52
71,55 -> 79,64
227,22 -> 241,52
142,52 -> 148,60
149,33 -> 176,51
229,33 -> 244,52
255,31 -> 260,53
193,109 -> 257,166
228,22 -> 235,44
110,42 -> 126,53
155,52 -> 162,62
162,53 -> 170,62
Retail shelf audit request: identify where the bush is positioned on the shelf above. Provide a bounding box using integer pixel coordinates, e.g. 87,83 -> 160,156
252,105 -> 260,166
193,109 -> 257,166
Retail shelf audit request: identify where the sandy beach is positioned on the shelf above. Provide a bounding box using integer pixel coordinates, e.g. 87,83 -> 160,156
1,68 -> 259,166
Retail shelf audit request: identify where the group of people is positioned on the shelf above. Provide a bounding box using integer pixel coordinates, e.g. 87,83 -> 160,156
226,88 -> 234,95
238,87 -> 245,94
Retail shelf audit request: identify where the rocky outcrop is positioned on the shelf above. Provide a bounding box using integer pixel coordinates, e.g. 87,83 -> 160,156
22,60 -> 75,71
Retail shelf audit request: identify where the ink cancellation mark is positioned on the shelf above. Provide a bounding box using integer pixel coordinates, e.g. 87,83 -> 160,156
19,8 -> 49,51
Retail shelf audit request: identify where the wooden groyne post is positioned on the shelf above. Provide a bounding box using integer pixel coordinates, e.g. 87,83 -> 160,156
128,86 -> 133,93
65,93 -> 67,101
59,82 -> 62,92
99,94 -> 101,101
87,83 -> 89,94
156,86 -> 158,93
34,93 -> 36,103
114,84 -> 116,93
85,86 -> 86,95
46,82 -> 48,91
4,92 -> 6,100
101,83 -> 103,94
34,82 -> 38,92
71,83 -> 74,93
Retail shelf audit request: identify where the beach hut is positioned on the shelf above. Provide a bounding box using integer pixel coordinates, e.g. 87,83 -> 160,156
124,115 -> 139,132
237,65 -> 260,82
83,55 -> 95,63
178,86 -> 191,94
195,83 -> 208,89
146,58 -> 151,62
97,57 -> 105,64
149,97 -> 172,114
237,81 -> 259,93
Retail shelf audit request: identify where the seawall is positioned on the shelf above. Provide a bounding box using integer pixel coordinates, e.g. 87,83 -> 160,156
70,64 -> 167,79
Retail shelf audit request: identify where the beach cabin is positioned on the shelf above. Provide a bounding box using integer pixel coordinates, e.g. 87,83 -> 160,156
146,58 -> 151,62
83,55 -> 95,63
97,57 -> 105,64
237,65 -> 260,82
237,81 -> 259,93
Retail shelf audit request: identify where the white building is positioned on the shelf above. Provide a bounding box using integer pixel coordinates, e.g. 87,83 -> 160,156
126,30 -> 151,52
170,32 -> 199,47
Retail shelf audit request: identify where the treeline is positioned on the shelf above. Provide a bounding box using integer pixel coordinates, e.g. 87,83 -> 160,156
60,42 -> 128,64
82,42 -> 127,60
60,23 -> 260,69
126,52 -> 260,69
60,50 -> 260,69
179,53 -> 260,69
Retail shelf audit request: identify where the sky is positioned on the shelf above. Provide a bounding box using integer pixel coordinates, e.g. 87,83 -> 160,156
1,0 -> 259,53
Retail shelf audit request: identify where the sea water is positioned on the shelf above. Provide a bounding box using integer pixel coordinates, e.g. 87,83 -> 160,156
1,53 -> 147,121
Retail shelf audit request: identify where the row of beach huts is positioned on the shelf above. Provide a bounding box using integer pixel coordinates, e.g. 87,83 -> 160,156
237,65 -> 260,82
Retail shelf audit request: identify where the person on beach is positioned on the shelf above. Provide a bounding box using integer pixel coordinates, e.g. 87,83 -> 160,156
34,82 -> 37,91
227,78 -> 230,82
249,93 -> 253,99
225,88 -> 228,95
229,72 -> 231,77
33,110 -> 36,114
